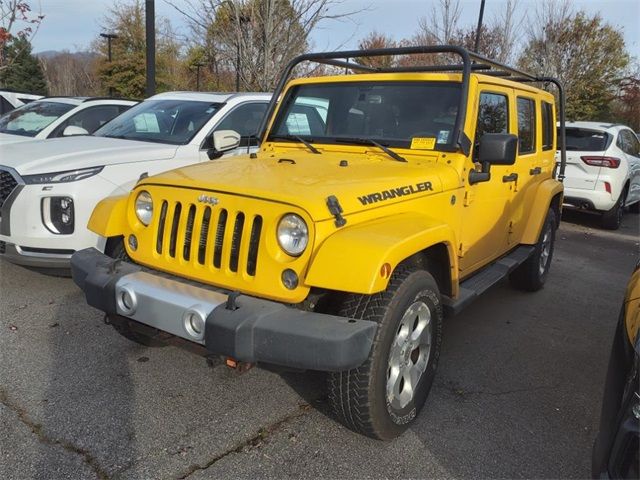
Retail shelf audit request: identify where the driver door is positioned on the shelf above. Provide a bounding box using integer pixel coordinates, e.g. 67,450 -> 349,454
459,87 -> 516,275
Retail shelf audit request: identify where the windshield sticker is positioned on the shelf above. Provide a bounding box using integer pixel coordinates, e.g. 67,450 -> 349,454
437,130 -> 450,144
410,137 -> 436,150
358,181 -> 433,205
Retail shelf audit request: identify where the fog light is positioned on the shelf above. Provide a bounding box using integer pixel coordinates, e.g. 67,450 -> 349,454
42,196 -> 74,234
183,308 -> 206,340
281,269 -> 299,290
115,285 -> 137,315
128,234 -> 138,251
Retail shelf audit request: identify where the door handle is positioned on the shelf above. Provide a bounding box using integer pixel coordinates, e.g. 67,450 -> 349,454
530,167 -> 542,175
502,173 -> 518,183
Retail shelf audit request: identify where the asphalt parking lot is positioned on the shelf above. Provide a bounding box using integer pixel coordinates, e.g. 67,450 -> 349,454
1,211 -> 639,480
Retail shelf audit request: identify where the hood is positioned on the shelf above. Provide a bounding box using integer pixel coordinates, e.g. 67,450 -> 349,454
139,150 -> 459,221
0,132 -> 33,146
0,136 -> 179,176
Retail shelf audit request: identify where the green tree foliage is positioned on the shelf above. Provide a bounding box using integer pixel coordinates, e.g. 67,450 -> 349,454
96,0 -> 187,98
517,11 -> 630,121
0,36 -> 47,93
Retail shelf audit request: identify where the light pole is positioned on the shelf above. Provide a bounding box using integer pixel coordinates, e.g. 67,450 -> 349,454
194,62 -> 205,91
473,0 -> 486,53
145,0 -> 156,97
100,32 -> 118,96
235,14 -> 251,91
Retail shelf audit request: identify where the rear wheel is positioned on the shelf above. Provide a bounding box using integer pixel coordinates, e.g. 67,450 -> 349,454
510,208 -> 556,292
328,267 -> 443,440
601,192 -> 625,230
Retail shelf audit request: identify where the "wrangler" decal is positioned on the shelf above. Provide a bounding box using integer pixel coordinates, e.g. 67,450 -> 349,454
357,181 -> 433,205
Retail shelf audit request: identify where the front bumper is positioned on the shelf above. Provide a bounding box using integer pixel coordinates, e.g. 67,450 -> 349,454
71,248 -> 377,371
0,241 -> 73,269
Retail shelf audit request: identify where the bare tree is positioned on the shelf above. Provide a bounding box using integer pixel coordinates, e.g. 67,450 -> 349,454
0,1 -> 44,69
417,0 -> 462,45
40,52 -> 101,96
165,0 -> 361,91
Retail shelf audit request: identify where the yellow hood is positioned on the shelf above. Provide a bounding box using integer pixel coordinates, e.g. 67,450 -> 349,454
138,150 -> 460,221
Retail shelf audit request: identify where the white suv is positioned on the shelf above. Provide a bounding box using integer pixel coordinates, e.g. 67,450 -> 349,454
0,91 -> 271,271
561,121 -> 640,229
0,97 -> 137,145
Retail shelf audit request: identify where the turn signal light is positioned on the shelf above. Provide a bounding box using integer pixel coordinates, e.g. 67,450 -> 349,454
580,156 -> 621,168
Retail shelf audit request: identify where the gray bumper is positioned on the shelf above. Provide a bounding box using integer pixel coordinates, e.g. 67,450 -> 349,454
71,248 -> 377,371
0,241 -> 72,269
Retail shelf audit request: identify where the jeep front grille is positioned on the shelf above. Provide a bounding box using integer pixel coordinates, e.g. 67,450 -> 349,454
0,168 -> 18,208
155,200 -> 263,276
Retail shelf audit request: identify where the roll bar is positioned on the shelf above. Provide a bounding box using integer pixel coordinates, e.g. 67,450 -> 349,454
258,45 -> 566,180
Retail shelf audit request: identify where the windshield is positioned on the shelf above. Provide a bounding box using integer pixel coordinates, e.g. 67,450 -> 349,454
560,128 -> 611,151
268,81 -> 461,149
0,101 -> 74,137
95,99 -> 222,145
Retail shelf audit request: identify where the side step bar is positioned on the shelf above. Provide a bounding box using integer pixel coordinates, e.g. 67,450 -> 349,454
442,245 -> 534,316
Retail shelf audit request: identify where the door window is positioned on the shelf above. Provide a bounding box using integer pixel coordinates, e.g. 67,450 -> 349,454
50,104 -> 130,137
474,92 -> 509,158
517,97 -> 536,154
213,102 -> 268,147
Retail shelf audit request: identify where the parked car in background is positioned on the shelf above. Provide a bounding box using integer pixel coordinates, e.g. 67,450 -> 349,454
0,90 -> 43,115
0,91 -> 271,271
0,97 -> 136,145
592,259 -> 640,479
559,121 -> 640,229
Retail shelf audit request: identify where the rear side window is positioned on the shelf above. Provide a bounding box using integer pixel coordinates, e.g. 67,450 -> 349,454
517,97 -> 536,154
541,101 -> 554,150
561,128 -> 610,151
618,129 -> 640,156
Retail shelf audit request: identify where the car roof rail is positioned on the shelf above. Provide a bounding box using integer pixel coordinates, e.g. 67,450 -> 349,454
258,44 -> 566,180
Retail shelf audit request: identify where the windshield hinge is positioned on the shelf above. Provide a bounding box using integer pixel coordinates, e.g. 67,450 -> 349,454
326,195 -> 347,228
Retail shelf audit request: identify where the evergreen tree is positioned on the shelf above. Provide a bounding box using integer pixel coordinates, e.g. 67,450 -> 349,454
0,36 -> 48,94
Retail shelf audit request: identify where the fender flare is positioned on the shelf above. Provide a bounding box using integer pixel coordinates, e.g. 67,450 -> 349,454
305,212 -> 458,295
521,179 -> 564,244
87,194 -> 129,238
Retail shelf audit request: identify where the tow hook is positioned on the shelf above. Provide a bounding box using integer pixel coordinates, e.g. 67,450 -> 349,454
225,357 -> 254,374
205,355 -> 254,374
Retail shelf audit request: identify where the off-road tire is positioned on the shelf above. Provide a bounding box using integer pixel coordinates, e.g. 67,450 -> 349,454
510,208 -> 556,292
104,237 -> 167,348
328,267 -> 443,440
601,192 -> 625,230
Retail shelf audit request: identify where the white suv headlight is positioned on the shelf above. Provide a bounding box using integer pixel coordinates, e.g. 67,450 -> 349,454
277,214 -> 308,256
135,190 -> 153,226
23,166 -> 104,184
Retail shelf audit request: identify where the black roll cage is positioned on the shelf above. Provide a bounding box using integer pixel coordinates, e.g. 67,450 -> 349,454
258,45 -> 566,181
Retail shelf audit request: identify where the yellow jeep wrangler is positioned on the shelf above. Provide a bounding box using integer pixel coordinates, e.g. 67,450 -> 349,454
72,46 -> 566,440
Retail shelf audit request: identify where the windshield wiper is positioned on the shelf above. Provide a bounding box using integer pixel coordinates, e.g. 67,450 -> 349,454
270,134 -> 321,154
334,137 -> 407,162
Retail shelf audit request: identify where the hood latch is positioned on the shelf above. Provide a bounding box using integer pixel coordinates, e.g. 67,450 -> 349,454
326,195 -> 347,228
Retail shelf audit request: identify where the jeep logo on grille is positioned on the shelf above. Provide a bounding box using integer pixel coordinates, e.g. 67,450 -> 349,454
197,194 -> 219,206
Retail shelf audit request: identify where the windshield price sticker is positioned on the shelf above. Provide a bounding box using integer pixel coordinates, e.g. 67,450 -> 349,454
410,137 -> 436,150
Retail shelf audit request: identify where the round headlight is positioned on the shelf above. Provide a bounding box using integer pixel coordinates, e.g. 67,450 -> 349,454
277,214 -> 308,256
135,191 -> 153,226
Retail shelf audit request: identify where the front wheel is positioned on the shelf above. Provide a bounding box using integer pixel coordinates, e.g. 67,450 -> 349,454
510,208 -> 556,292
328,267 -> 443,440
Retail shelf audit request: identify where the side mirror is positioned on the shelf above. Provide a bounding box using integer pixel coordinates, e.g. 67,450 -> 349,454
478,133 -> 518,165
469,133 -> 518,184
212,130 -> 241,153
62,125 -> 89,136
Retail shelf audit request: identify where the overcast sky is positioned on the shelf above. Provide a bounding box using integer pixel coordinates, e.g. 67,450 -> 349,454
30,0 -> 640,58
